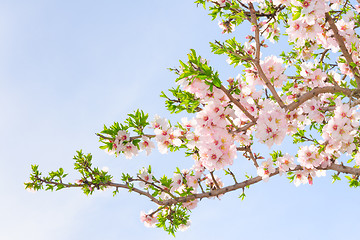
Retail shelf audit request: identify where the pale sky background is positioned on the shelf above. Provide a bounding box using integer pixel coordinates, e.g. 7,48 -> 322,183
1,1 -> 359,240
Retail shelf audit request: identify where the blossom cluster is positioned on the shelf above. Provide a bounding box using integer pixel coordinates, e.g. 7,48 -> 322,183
322,101 -> 360,155
176,75 -> 238,171
255,100 -> 287,148
108,130 -> 155,159
94,0 -> 360,233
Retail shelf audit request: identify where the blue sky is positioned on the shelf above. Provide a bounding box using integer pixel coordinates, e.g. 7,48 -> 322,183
1,1 -> 359,239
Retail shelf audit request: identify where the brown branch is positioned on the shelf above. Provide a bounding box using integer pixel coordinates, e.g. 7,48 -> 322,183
33,176 -> 162,205
235,122 -> 256,133
33,163 -> 360,207
236,146 -> 248,151
210,171 -> 221,189
96,133 -> 156,141
245,148 -> 260,168
325,12 -> 360,88
107,182 -> 162,204
148,206 -> 166,217
319,49 -> 330,64
286,86 -> 353,112
159,166 -> 297,206
219,85 -> 257,122
226,168 -> 238,184
130,134 -> 156,141
249,3 -> 260,61
158,163 -> 360,206
136,178 -> 177,199
96,133 -> 114,140
252,60 -> 286,108
327,163 -> 360,175
248,3 -> 285,108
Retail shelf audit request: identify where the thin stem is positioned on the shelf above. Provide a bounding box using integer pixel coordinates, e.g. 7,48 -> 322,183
210,171 -> 220,189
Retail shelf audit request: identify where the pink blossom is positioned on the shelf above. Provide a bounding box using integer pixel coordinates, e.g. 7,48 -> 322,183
116,130 -> 130,142
171,173 -> 183,191
151,115 -> 169,130
255,100 -> 287,148
179,220 -> 191,232
138,168 -> 153,188
277,153 -> 296,175
205,174 -> 224,190
183,199 -> 198,210
139,136 -> 155,156
186,175 -> 199,190
257,159 -> 275,182
297,145 -> 322,169
260,56 -> 286,87
354,152 -> 360,166
293,171 -> 308,187
140,210 -> 158,228
286,19 -> 305,43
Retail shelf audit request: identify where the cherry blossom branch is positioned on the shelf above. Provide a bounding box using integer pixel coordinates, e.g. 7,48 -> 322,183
96,133 -> 113,140
248,3 -> 285,109
327,163 -> 360,175
96,133 -> 156,141
235,122 -> 256,133
249,3 -> 260,61
158,165 -> 299,206
319,49 -> 330,64
213,40 -> 252,61
157,163 -> 360,206
244,148 -> 260,168
325,12 -> 360,88
130,135 -> 156,141
136,178 -> 177,199
107,182 -> 162,204
219,85 -> 257,122
252,60 -> 286,108
32,162 -> 360,208
34,176 -> 163,205
236,146 -> 247,151
238,145 -> 260,168
148,206 -> 166,217
226,168 -> 238,184
286,85 -> 354,111
211,0 -> 251,21
210,171 -> 221,189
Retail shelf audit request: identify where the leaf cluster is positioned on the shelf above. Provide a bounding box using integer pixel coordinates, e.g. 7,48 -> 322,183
157,204 -> 190,236
160,86 -> 200,114
177,49 -> 222,92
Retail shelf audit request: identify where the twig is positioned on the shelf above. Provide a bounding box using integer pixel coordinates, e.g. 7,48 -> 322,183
286,85 -> 354,112
210,171 -> 221,189
325,12 -> 360,88
219,85 -> 257,122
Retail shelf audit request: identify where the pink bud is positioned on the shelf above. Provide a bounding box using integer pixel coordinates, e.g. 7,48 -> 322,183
308,175 -> 313,185
227,77 -> 234,85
